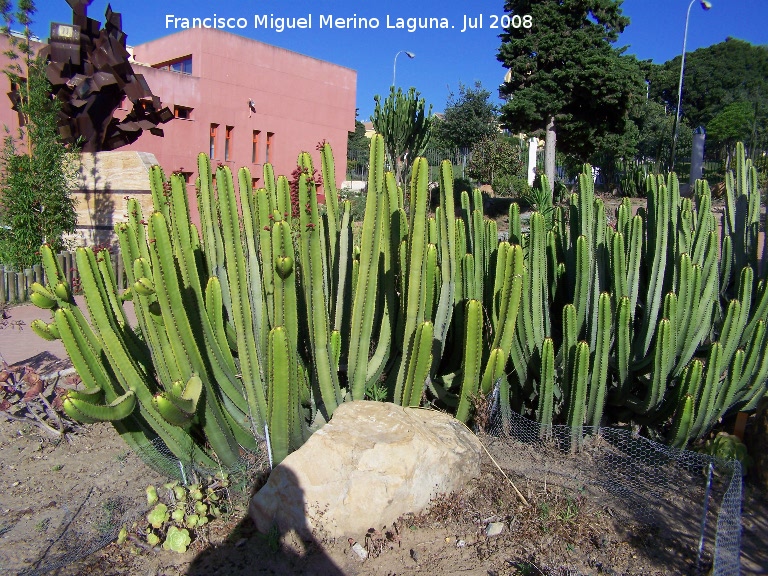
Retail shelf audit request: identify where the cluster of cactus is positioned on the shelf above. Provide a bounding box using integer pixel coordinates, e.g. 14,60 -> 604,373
117,473 -> 230,553
29,134 -> 525,464
31,133 -> 767,464
503,142 -> 768,446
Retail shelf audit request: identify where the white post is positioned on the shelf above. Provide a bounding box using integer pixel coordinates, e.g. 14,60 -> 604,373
527,136 -> 538,186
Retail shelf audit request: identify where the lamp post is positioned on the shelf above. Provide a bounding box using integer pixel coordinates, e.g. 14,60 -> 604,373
670,0 -> 712,171
392,50 -> 415,87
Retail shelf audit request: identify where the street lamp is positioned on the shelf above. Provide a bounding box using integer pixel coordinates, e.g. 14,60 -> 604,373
670,0 -> 712,170
392,50 -> 415,87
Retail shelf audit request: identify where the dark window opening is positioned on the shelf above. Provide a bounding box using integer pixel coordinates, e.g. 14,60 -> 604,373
174,105 -> 193,120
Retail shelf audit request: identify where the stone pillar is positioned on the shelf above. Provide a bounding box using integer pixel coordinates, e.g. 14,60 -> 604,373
71,151 -> 159,248
689,126 -> 706,186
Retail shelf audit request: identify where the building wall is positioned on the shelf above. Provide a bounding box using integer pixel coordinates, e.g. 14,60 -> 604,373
0,28 -> 356,228
125,28 -> 356,191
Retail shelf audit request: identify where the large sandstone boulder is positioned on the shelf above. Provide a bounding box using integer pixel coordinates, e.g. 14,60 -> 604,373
249,401 -> 482,539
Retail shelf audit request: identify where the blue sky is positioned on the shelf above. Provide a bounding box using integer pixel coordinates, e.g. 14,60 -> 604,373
31,0 -> 768,121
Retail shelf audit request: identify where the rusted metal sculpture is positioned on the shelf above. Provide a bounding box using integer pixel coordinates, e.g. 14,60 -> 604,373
41,0 -> 172,151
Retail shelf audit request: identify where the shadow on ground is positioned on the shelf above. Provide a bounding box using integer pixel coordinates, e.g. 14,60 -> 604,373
186,467 -> 348,576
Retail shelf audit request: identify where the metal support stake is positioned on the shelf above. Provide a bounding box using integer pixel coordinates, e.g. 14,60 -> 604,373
696,462 -> 714,571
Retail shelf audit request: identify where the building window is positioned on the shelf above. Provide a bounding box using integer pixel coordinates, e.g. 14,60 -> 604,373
174,105 -> 193,120
266,132 -> 274,164
210,124 -> 218,158
156,56 -> 192,75
179,171 -> 193,183
252,130 -> 260,164
252,177 -> 260,190
225,126 -> 233,161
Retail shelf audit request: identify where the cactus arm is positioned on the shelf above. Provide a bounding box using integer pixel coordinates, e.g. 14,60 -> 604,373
267,326 -> 302,465
402,321 -> 434,407
197,154 -> 233,320
238,167 -> 266,363
320,142 -> 340,278
430,160 -> 456,372
586,293 -> 611,427
611,232 -> 627,307
625,215 -> 643,317
508,202 -> 521,246
216,165 -> 266,418
365,173 -> 399,386
614,296 -> 632,403
529,212 -> 547,350
637,181 -> 670,358
424,244 -> 438,321
62,390 -> 137,424
394,158 -> 431,403
669,394 -> 694,448
715,350 -> 745,421
348,135 -> 385,399
567,341 -> 590,446
537,338 -> 555,429
298,169 -> 343,414
455,300 -> 483,422
204,277 -> 237,370
573,235 -> 589,336
689,342 -> 724,439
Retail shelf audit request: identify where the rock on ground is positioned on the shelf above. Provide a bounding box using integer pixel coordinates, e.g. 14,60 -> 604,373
249,401 -> 482,539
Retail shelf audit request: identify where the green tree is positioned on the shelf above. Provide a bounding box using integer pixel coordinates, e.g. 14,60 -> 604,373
707,101 -> 756,169
347,117 -> 370,157
497,0 -> 645,190
651,39 -> 768,129
0,1 -> 77,270
433,82 -> 499,152
467,134 -> 525,195
371,86 -> 434,186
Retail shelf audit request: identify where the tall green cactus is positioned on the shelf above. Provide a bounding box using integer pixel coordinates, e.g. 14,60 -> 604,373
32,135 -> 767,464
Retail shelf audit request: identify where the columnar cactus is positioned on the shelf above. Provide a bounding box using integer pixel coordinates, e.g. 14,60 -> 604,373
32,135 -> 767,464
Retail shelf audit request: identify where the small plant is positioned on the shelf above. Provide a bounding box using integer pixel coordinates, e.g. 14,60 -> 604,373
698,432 -> 754,475
122,473 -> 231,553
364,380 -> 388,402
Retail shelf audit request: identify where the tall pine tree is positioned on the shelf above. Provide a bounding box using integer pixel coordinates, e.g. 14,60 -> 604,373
498,0 -> 643,189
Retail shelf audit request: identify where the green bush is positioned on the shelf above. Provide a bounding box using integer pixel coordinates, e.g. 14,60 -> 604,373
467,134 -> 525,188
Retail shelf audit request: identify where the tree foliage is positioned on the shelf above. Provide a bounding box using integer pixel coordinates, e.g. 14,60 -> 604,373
433,82 -> 499,152
0,1 -> 77,270
347,116 -> 369,157
650,38 -> 768,132
467,134 -> 525,196
707,101 -> 756,151
497,0 -> 645,163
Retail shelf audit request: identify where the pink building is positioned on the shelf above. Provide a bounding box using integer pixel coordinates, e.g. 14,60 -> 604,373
0,27 -> 356,210
122,28 -> 356,190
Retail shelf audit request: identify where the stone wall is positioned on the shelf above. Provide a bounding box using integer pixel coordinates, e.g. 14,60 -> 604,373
68,151 -> 158,248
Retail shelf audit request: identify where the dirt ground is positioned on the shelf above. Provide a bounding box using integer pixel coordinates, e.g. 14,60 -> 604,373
1,191 -> 766,576
0,383 -> 766,576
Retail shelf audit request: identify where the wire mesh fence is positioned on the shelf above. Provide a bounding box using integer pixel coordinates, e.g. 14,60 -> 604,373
3,406 -> 743,575
482,400 -> 742,576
